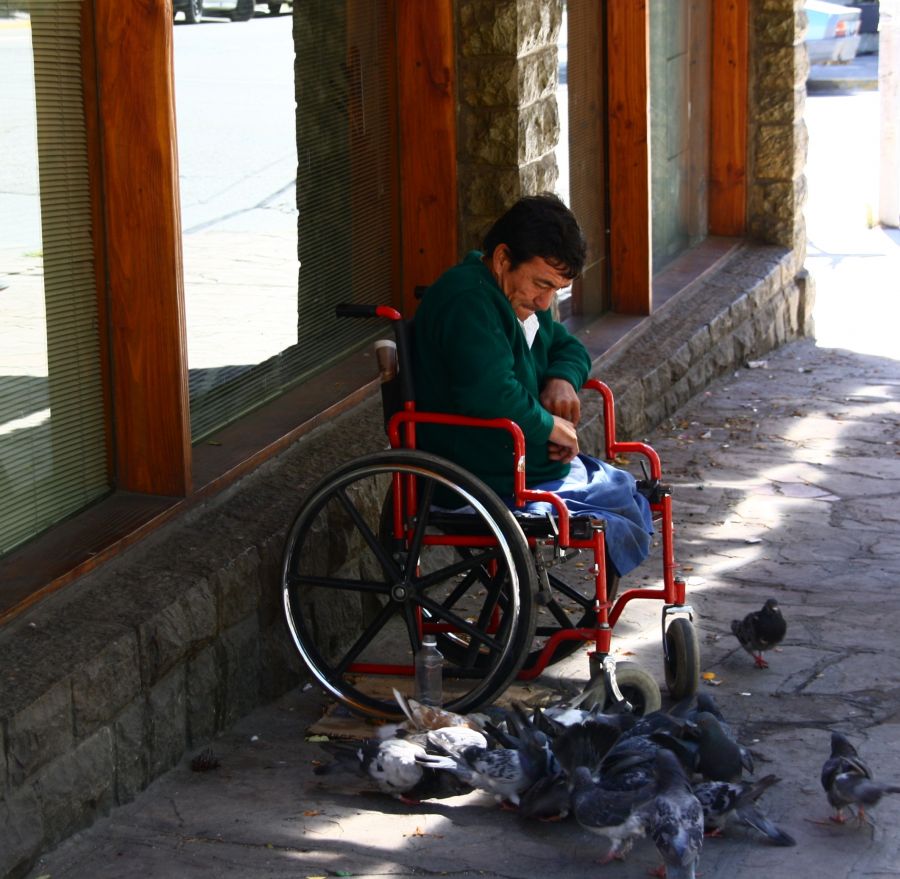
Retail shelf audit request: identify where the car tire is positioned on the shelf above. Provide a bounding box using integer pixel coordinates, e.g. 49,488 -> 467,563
268,2 -> 282,12
184,0 -> 203,23
231,0 -> 254,21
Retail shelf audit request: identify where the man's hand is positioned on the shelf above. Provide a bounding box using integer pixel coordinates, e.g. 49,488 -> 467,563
547,415 -> 579,464
540,378 -> 581,425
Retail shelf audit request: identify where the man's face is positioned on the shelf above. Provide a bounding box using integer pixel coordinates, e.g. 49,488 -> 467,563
492,247 -> 572,320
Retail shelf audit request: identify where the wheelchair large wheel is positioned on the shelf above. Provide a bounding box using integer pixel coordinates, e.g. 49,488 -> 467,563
663,616 -> 700,699
282,450 -> 538,718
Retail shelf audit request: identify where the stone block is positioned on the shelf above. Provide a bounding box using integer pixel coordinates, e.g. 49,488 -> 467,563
459,166 -> 521,222
457,0 -> 518,56
0,723 -> 6,800
755,46 -> 799,93
216,546 -> 263,630
756,124 -> 797,180
515,0 -> 561,55
33,727 -> 114,848
138,580 -> 217,687
459,57 -> 519,108
113,699 -> 148,806
7,681 -> 73,787
518,96 -> 559,163
755,9 -> 800,47
221,617 -> 261,727
519,154 -> 559,196
72,631 -> 141,739
186,643 -> 221,745
459,107 -> 518,165
0,787 -> 43,879
147,667 -> 187,778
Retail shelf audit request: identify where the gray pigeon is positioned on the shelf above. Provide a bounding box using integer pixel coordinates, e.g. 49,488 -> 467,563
638,749 -> 704,879
416,727 -> 555,806
693,775 -> 795,845
315,736 -> 469,802
731,598 -> 786,668
821,731 -> 900,824
570,765 -> 653,862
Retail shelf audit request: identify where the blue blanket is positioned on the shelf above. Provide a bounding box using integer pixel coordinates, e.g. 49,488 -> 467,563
509,454 -> 654,576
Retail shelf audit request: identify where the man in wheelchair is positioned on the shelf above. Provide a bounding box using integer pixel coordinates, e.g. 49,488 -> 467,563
412,193 -> 654,584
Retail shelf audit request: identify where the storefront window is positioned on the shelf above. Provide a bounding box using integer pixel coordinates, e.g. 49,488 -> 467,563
0,3 -> 109,557
649,0 -> 710,273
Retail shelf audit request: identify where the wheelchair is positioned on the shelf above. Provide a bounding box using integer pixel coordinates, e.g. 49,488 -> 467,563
281,303 -> 700,719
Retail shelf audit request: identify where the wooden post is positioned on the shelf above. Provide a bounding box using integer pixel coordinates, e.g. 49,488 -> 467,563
89,0 -> 192,496
708,0 -> 749,236
606,0 -> 651,315
396,0 -> 458,315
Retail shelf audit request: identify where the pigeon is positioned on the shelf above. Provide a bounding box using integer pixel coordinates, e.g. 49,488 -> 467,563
821,731 -> 900,824
693,775 -> 795,845
314,733 -> 474,803
570,765 -> 653,862
392,688 -> 485,731
638,748 -> 704,879
731,598 -> 786,668
692,712 -> 747,782
416,726 -> 556,806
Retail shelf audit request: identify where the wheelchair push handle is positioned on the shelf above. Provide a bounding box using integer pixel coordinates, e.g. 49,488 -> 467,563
335,303 -> 402,321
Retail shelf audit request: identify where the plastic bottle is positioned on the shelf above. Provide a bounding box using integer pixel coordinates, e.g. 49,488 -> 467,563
414,635 -> 443,706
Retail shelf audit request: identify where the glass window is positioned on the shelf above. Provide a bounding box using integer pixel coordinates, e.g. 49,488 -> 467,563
0,2 -> 109,557
175,2 -> 397,442
649,0 -> 710,273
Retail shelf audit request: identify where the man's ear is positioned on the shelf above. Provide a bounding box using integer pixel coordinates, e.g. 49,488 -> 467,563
491,244 -> 511,273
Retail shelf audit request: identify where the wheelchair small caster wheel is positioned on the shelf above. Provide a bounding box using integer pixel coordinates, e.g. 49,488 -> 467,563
583,660 -> 662,716
664,616 -> 700,699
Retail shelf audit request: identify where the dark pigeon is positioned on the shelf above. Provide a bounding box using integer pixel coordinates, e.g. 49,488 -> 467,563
570,765 -> 653,862
731,598 -> 786,668
821,731 -> 900,824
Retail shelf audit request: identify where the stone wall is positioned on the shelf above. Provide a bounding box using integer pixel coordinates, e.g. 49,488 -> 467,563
456,0 -> 563,250
749,0 -> 809,257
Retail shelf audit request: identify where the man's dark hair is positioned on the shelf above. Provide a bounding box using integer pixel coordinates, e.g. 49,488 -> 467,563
482,193 -> 586,280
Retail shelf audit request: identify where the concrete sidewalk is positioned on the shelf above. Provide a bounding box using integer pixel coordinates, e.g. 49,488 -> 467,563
19,53 -> 900,879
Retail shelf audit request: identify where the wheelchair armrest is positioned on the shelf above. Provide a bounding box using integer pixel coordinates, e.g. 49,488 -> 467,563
582,378 -> 662,481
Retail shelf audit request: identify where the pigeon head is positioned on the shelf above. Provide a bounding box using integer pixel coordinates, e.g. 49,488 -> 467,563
763,599 -> 781,614
829,730 -> 858,758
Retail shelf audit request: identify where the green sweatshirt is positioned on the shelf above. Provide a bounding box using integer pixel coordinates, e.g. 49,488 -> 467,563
412,251 -> 592,498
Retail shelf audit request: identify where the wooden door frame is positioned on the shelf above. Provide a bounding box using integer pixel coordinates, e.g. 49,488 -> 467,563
606,0 -> 748,314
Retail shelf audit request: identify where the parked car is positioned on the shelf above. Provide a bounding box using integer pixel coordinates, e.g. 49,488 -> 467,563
804,0 -> 862,64
173,0 -> 255,24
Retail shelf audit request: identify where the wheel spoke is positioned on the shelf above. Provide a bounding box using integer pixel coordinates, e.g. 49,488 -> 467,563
546,572 -> 593,608
334,599 -> 399,675
405,476 -> 436,565
414,546 -> 505,592
286,572 -> 391,595
417,581 -> 509,662
335,487 -> 405,582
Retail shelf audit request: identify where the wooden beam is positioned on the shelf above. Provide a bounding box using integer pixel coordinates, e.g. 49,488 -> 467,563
606,0 -> 651,315
567,1 -> 607,316
90,0 -> 191,495
709,0 -> 749,235
396,0 -> 458,316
